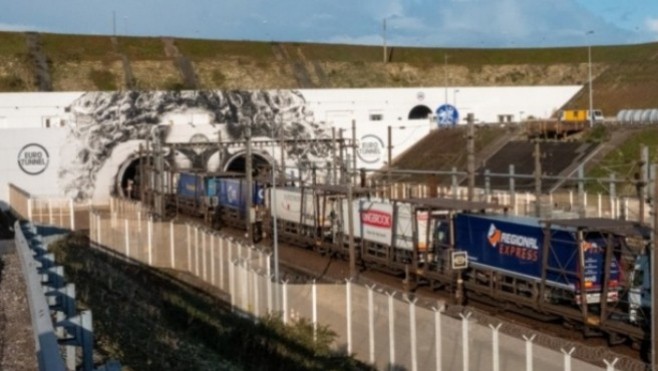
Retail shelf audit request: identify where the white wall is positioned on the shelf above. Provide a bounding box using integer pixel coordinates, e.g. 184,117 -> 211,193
0,86 -> 580,204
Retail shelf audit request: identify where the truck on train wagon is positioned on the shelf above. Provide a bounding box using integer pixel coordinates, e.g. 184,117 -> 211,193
214,177 -> 265,231
175,171 -> 221,222
453,213 -> 622,306
438,213 -> 652,348
559,109 -> 604,123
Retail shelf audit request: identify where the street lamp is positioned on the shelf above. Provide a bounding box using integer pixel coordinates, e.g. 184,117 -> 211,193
444,54 -> 449,106
587,30 -> 594,127
382,18 -> 387,63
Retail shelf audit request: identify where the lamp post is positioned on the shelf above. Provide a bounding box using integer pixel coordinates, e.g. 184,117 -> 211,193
383,18 -> 387,63
587,30 -> 594,127
444,54 -> 449,106
270,125 -> 280,309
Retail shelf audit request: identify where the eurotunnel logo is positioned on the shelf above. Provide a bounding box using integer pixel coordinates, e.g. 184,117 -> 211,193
17,143 -> 49,175
361,210 -> 392,228
357,134 -> 385,164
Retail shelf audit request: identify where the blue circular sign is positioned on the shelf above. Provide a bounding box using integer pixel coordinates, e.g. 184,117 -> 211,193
436,104 -> 459,126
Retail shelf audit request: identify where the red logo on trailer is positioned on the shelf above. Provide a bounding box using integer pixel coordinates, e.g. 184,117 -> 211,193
361,210 -> 392,228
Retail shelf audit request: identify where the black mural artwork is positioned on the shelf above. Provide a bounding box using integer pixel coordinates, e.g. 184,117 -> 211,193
59,90 -> 333,200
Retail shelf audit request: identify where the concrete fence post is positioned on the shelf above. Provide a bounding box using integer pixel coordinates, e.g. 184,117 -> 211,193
603,358 -> 619,371
241,262 -> 248,311
210,235 -> 215,285
202,232 -> 207,281
388,292 -> 396,367
229,259 -> 235,312
312,280 -> 318,343
282,280 -> 289,325
194,226 -> 200,276
253,267 -> 259,320
433,306 -> 444,371
409,297 -> 418,371
96,213 -> 102,246
597,193 -> 602,217
460,312 -> 472,371
186,224 -> 192,272
27,198 -> 33,221
569,190 -> 573,209
69,199 -> 75,230
147,217 -> 153,265
220,238 -> 225,290
522,334 -> 535,371
346,279 -> 352,355
124,219 -> 130,258
266,255 -> 272,314
561,347 -> 575,371
368,285 -> 376,364
137,210 -> 141,232
489,323 -> 502,371
170,221 -> 175,269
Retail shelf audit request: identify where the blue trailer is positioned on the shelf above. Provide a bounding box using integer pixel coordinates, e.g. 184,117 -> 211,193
214,178 -> 265,234
175,172 -> 220,223
454,213 -> 621,305
177,172 -> 218,199
217,178 -> 264,213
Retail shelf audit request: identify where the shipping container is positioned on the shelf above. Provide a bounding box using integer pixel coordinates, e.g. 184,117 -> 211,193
342,198 -> 429,251
270,187 -> 329,227
454,213 -> 620,302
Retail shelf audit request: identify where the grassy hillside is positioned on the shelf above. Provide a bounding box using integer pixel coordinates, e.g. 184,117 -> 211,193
0,31 -> 657,113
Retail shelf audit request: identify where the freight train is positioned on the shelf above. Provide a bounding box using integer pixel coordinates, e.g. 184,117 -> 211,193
163,171 -> 652,352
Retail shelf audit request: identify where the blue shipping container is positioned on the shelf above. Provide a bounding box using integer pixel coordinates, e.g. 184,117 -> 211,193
177,172 -> 205,199
455,214 -> 620,293
177,172 -> 219,199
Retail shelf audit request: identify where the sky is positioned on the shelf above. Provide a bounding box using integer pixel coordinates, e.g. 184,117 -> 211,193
1,0 -> 657,48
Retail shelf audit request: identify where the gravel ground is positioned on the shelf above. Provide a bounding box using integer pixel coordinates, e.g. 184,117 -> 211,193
0,240 -> 37,371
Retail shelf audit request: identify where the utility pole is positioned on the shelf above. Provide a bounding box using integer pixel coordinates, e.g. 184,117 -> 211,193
245,125 -> 254,242
388,125 -> 393,199
382,18 -> 387,63
650,165 -> 658,370
587,30 -> 594,127
466,113 -> 475,201
639,145 -> 648,224
534,140 -> 542,217
444,54 -> 449,106
351,120 -> 357,186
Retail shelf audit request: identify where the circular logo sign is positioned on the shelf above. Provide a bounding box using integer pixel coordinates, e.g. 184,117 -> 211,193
17,143 -> 50,175
436,104 -> 459,126
357,134 -> 385,164
189,133 -> 210,155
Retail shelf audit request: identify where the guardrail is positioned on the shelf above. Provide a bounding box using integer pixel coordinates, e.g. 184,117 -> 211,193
15,221 -> 120,371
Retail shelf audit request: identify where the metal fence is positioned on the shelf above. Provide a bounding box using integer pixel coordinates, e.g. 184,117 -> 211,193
9,183 -> 91,231
377,183 -> 645,222
85,197 -> 625,371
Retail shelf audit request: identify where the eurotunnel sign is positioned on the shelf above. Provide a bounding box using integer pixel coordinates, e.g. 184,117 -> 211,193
357,134 -> 385,164
17,143 -> 50,175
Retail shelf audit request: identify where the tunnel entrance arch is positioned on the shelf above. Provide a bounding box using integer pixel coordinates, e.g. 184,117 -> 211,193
224,152 -> 273,179
116,156 -> 171,199
408,105 -> 433,120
